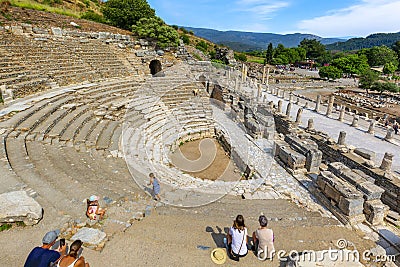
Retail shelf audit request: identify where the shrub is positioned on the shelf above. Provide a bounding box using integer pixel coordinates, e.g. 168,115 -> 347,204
180,27 -> 188,34
181,34 -> 190,45
195,40 -> 208,53
234,53 -> 247,62
81,10 -> 106,23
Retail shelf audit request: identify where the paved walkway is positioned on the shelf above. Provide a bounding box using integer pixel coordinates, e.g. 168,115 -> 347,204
243,87 -> 400,174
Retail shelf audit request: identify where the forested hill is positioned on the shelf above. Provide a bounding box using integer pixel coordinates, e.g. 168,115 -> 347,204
326,32 -> 400,51
183,27 -> 344,51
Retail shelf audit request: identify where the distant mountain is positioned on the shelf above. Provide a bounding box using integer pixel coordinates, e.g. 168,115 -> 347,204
326,32 -> 400,51
182,27 -> 345,51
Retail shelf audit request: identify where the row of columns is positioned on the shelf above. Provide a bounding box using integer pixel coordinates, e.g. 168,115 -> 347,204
335,130 -> 394,171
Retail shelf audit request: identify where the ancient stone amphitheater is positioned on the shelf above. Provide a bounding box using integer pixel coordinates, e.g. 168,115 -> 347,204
1,24 -> 400,266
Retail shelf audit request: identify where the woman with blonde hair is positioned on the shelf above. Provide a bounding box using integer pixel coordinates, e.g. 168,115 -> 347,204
57,240 -> 90,267
227,214 -> 248,261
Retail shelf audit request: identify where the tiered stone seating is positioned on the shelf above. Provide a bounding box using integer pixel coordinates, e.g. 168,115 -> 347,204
0,32 -> 137,98
0,75 -> 153,239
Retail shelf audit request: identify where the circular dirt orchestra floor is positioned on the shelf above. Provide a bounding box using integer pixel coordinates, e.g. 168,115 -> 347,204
170,138 -> 242,181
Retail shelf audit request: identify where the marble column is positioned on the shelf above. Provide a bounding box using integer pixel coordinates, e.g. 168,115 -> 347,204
286,102 -> 292,117
380,152 -> 394,172
338,106 -> 345,122
262,65 -> 266,84
351,115 -> 359,127
295,108 -> 303,124
277,100 -> 283,113
385,128 -> 395,141
338,131 -> 346,146
289,93 -> 293,103
367,120 -> 376,135
307,118 -> 314,130
326,95 -> 335,116
315,95 -> 321,112
235,76 -> 239,92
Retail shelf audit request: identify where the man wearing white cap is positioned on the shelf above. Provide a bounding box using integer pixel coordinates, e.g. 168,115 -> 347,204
24,230 -> 66,267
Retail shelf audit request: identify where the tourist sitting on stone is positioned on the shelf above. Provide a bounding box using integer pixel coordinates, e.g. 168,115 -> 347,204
148,173 -> 161,201
227,215 -> 248,261
56,240 -> 90,267
86,195 -> 106,220
24,230 -> 66,267
252,215 -> 275,260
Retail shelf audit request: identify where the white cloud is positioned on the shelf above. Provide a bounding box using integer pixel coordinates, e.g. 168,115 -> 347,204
297,0 -> 400,37
234,0 -> 290,19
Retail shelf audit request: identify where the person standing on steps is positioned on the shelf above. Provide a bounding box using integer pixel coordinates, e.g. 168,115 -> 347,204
148,172 -> 161,201
227,215 -> 248,261
394,122 -> 399,135
24,230 -> 66,267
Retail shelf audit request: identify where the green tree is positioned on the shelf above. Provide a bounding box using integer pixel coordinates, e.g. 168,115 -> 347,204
359,69 -> 379,93
331,54 -> 369,75
133,17 -> 179,48
363,45 -> 398,68
372,82 -> 399,94
102,0 -> 155,30
234,53 -> 247,62
384,62 -> 397,75
318,66 -> 342,80
299,39 -> 326,59
265,43 -> 273,65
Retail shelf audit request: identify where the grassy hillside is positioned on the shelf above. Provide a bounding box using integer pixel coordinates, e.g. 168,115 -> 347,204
1,0 -> 102,18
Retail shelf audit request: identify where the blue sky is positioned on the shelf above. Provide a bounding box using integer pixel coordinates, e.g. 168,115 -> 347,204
147,0 -> 400,37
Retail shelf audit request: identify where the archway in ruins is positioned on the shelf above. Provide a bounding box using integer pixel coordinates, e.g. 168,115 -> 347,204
149,60 -> 162,75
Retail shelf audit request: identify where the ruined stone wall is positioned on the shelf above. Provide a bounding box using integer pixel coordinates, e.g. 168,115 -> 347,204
309,134 -> 400,213
273,113 -> 295,135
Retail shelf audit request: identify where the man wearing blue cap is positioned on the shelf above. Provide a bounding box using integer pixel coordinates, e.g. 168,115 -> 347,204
24,230 -> 66,267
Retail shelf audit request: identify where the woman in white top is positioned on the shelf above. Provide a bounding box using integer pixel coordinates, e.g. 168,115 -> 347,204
227,214 -> 248,261
57,240 -> 90,267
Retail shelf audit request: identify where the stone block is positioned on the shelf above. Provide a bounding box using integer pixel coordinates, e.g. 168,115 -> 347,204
354,148 -> 376,162
32,27 -> 48,34
316,176 -> 326,191
338,196 -> 364,216
98,32 -> 109,39
11,25 -> 23,35
21,23 -> 32,33
305,149 -> 322,173
357,181 -> 384,200
71,227 -> 106,246
51,27 -> 63,36
136,51 -> 145,57
324,183 -> 341,203
364,200 -> 389,225
0,191 -> 43,226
